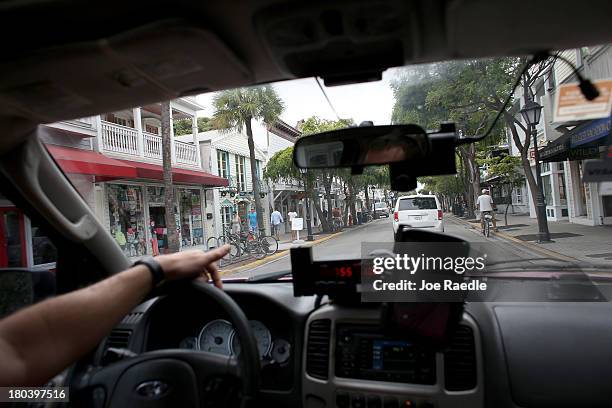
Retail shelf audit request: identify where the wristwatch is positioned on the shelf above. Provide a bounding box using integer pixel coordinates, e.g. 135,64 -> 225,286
133,256 -> 165,287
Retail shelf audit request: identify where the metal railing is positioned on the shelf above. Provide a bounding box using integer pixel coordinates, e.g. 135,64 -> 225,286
101,121 -> 199,166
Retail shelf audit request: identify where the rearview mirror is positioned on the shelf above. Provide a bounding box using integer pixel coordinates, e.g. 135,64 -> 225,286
293,125 -> 430,168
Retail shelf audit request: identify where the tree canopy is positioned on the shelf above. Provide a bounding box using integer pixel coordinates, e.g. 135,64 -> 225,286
173,117 -> 217,136
390,57 -> 528,216
213,86 -> 284,131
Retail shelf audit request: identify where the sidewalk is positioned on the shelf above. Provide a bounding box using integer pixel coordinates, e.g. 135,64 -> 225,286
456,213 -> 612,265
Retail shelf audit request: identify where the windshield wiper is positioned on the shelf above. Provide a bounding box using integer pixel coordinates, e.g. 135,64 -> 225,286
247,270 -> 293,282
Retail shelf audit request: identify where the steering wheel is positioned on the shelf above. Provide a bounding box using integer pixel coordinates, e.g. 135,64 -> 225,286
72,280 -> 260,408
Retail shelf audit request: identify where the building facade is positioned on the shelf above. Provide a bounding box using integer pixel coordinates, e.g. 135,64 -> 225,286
180,130 -> 270,239
507,45 -> 612,226
0,98 -> 227,268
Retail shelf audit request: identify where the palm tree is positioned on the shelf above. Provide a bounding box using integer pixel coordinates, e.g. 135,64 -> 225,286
161,101 -> 179,252
213,86 -> 284,234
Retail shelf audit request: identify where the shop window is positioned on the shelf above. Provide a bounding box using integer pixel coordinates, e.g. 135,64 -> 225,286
540,162 -> 550,173
217,150 -> 229,178
0,208 -> 26,267
145,124 -> 159,134
542,175 -> 553,206
107,184 -> 147,257
514,187 -> 523,204
603,196 -> 612,218
0,197 -> 57,318
179,189 -> 204,247
31,222 -> 57,266
558,173 -> 568,206
235,156 -> 246,191
221,207 -> 232,231
256,160 -> 262,180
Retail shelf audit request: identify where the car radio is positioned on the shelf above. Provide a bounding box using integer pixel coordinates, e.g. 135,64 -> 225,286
335,324 -> 436,385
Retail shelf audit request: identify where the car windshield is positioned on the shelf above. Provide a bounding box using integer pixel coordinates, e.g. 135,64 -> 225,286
11,47 -> 611,283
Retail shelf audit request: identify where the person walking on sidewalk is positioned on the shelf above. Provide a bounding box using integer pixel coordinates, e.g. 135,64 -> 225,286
248,208 -> 258,233
231,211 -> 242,235
270,208 -> 283,239
287,209 -> 298,240
476,189 -> 498,232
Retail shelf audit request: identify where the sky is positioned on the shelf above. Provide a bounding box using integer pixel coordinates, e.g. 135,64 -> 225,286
195,69 -> 400,148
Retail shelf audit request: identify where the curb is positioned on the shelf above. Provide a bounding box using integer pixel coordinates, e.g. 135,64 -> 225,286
220,229 -> 346,275
450,216 -> 578,263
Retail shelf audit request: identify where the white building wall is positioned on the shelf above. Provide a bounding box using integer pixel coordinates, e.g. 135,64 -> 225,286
554,49 -> 578,84
268,133 -> 294,156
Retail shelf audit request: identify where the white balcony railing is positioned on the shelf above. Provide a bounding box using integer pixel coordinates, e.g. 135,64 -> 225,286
101,121 -> 139,155
100,121 -> 199,167
175,140 -> 198,166
143,131 -> 162,159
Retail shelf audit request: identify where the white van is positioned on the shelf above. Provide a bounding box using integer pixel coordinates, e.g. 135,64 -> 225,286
393,194 -> 444,234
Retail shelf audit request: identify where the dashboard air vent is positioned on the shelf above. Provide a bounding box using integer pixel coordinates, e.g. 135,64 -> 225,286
444,325 -> 477,391
121,312 -> 144,325
105,328 -> 132,349
444,326 -> 476,391
306,319 -> 331,379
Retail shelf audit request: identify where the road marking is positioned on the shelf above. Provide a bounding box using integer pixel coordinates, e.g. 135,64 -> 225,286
220,229 -> 347,275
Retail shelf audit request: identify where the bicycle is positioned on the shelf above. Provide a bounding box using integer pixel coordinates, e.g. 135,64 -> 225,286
481,211 -> 493,237
256,233 -> 278,255
332,217 -> 343,232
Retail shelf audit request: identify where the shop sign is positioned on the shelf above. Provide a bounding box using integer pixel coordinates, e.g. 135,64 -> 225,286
582,159 -> 612,182
291,217 -> 304,231
569,116 -> 612,147
554,79 -> 612,122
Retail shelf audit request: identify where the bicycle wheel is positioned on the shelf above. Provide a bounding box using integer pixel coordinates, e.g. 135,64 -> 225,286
259,235 -> 278,255
484,220 -> 490,238
206,236 -> 219,249
223,243 -> 240,260
217,235 -> 226,246
251,242 -> 266,260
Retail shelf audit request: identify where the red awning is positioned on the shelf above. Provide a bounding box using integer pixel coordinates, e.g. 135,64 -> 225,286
118,160 -> 228,187
46,144 -> 138,181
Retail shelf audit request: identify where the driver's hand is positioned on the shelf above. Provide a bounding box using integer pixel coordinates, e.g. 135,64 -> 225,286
155,245 -> 230,289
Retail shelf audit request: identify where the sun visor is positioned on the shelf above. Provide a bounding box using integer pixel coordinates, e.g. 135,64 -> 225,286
256,2 -> 411,85
0,20 -> 252,123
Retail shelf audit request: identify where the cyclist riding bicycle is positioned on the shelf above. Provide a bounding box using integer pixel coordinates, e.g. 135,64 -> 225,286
476,189 -> 498,232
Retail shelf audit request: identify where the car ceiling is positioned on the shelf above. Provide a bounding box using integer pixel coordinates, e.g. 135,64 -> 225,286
0,0 -> 610,152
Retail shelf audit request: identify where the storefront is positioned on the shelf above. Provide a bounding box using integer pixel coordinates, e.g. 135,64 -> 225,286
540,116 -> 611,225
105,182 -> 209,257
107,184 -> 148,257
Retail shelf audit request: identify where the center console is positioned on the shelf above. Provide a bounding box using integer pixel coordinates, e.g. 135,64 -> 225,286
302,305 -> 483,408
335,325 -> 436,385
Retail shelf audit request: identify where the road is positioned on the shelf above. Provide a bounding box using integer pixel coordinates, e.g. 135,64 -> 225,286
226,216 -> 560,279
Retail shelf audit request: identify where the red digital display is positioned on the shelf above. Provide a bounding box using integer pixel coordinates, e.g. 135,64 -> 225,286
318,262 -> 360,280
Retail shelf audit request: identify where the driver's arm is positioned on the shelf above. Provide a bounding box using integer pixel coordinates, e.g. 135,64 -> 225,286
0,245 -> 230,387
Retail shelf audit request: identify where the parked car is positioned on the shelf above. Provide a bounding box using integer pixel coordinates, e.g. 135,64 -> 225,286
393,195 -> 444,234
373,202 -> 389,218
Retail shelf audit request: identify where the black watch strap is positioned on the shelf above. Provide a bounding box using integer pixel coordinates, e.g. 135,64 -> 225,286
134,256 -> 165,286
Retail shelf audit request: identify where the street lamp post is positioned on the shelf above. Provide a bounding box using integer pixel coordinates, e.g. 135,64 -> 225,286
520,100 -> 551,243
299,168 -> 314,241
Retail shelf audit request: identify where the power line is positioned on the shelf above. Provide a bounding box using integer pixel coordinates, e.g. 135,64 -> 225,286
314,77 -> 341,120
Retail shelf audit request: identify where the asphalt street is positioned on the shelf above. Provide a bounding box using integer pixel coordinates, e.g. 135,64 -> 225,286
226,216 -> 563,279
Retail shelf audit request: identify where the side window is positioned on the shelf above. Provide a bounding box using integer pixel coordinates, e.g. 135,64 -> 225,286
0,193 -> 57,318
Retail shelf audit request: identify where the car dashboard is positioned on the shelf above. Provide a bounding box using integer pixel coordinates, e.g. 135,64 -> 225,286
94,281 -> 612,408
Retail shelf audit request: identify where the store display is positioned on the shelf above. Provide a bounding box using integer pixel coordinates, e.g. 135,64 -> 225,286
107,184 -> 146,257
